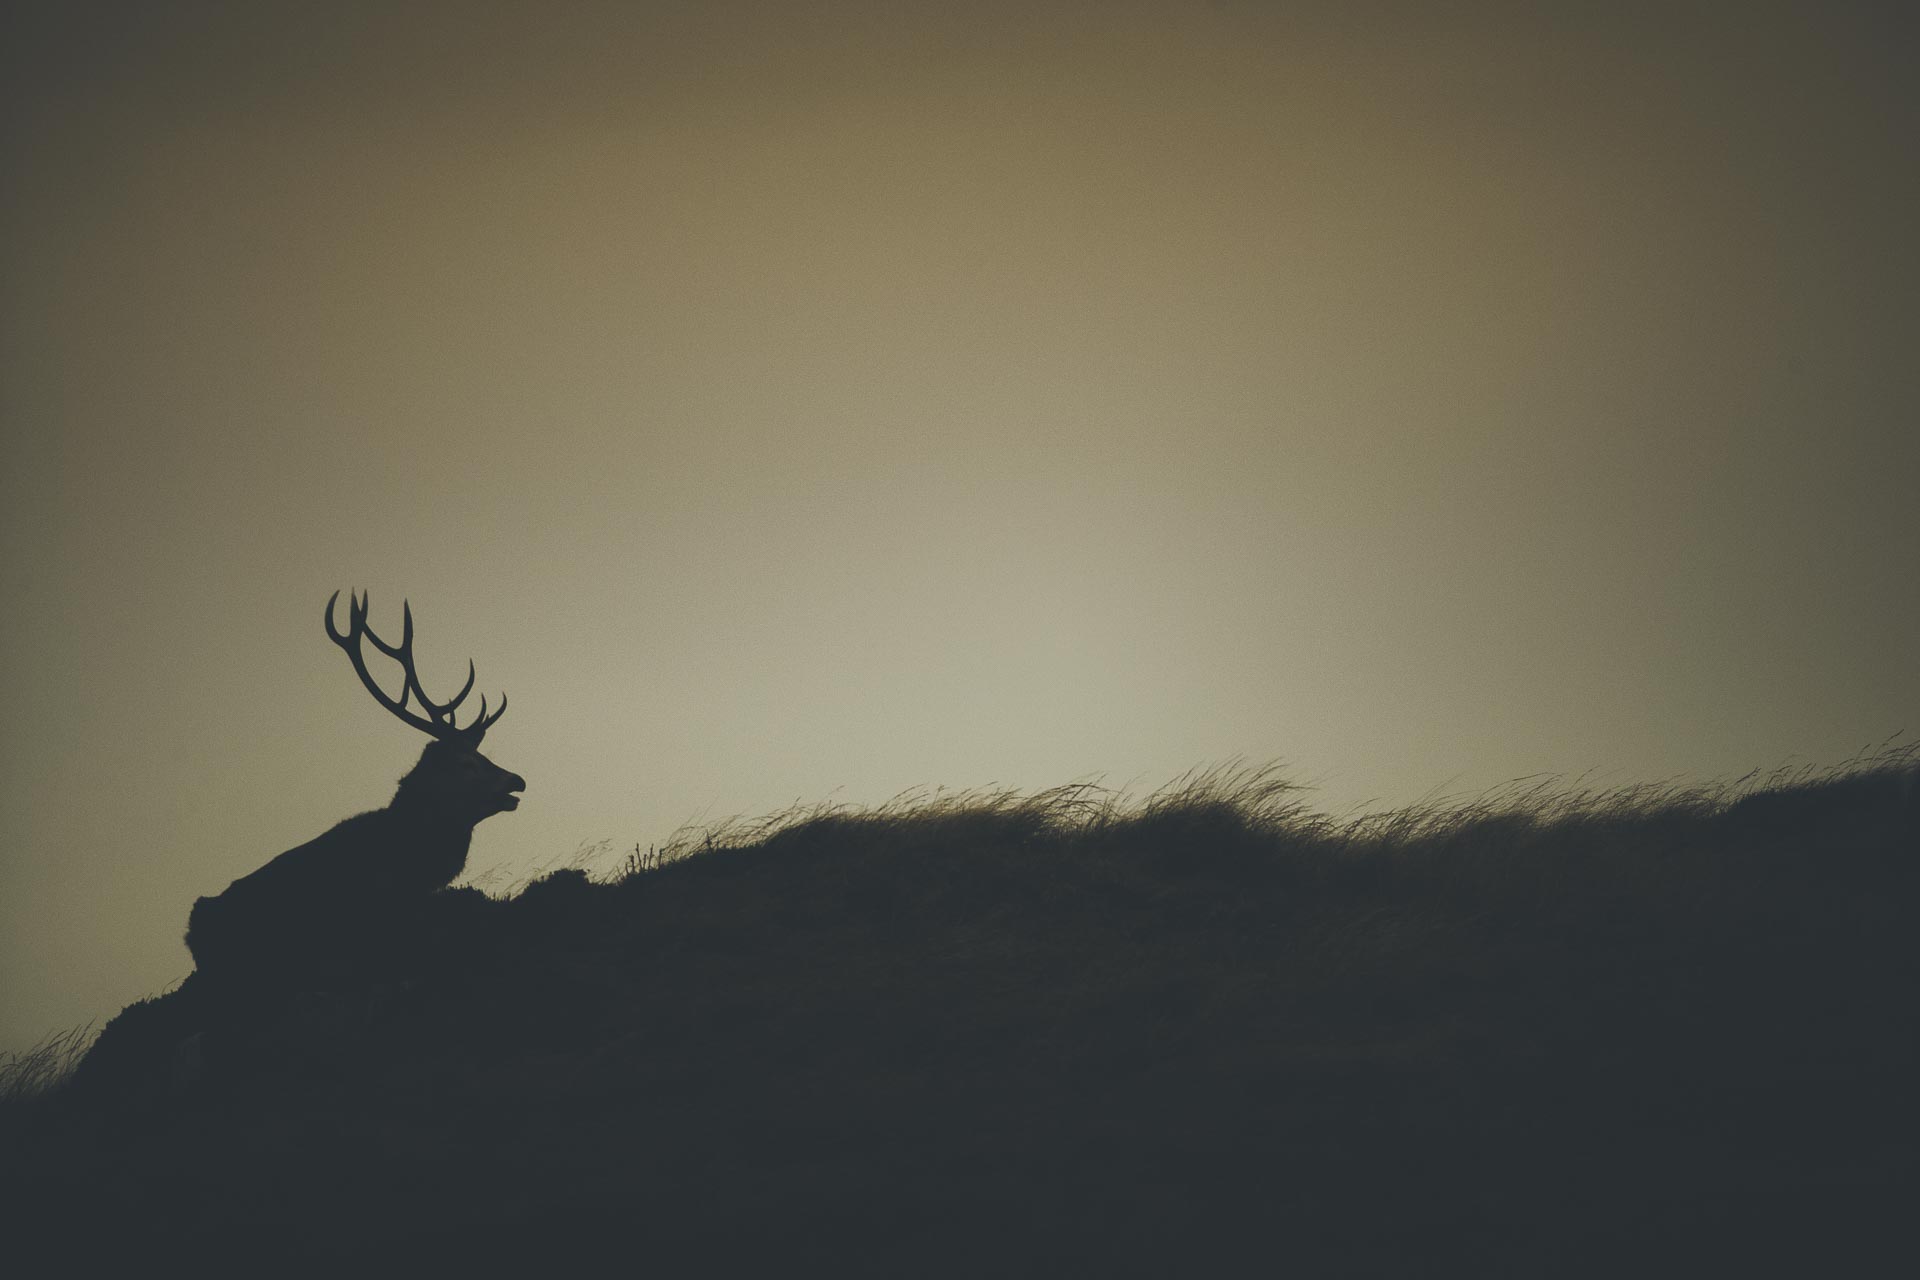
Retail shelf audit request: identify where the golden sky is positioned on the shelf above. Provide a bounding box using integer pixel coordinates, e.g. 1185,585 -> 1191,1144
3,0 -> 1915,1049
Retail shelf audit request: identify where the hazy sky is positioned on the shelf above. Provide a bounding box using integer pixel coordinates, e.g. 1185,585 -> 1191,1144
3,0 -> 1915,1051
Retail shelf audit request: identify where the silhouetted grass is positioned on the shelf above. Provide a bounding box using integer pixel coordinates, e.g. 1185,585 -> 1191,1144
4,748 -> 1915,1275
0,1025 -> 92,1133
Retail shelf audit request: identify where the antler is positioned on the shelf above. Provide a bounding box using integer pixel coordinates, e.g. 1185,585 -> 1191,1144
324,590 -> 508,742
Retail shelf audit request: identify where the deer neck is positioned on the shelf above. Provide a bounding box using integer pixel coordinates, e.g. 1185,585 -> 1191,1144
385,793 -> 478,887
388,798 -> 474,834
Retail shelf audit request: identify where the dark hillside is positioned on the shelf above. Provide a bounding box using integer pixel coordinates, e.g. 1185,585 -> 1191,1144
6,758 -> 1917,1275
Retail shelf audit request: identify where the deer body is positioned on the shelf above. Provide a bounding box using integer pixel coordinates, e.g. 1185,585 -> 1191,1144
183,594 -> 524,996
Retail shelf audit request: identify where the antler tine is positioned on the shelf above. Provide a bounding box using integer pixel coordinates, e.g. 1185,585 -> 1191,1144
366,598 -> 430,715
324,589 -> 366,648
387,600 -> 464,719
456,690 -> 508,742
419,659 -> 477,718
324,590 -> 508,742
324,589 -> 455,740
406,660 -> 478,731
375,599 -> 470,725
359,595 -> 410,661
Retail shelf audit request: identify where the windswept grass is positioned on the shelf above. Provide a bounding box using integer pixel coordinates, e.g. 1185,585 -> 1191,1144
6,745 -> 1916,1274
0,1024 -> 93,1116
603,740 -> 1915,872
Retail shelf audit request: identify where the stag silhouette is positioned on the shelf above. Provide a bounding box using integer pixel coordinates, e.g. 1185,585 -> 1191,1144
184,592 -> 525,997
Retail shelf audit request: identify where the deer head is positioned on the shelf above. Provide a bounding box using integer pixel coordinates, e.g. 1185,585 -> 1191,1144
325,591 -> 526,824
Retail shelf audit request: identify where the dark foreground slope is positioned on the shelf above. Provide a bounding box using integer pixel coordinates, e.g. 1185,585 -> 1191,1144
6,760 -> 1917,1275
